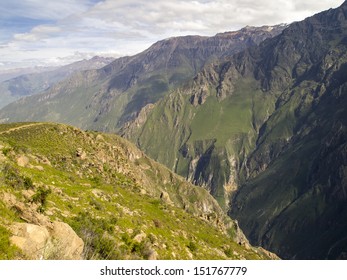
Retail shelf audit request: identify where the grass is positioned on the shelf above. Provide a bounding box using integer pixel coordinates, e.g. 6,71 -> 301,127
0,122 -> 271,260
129,77 -> 276,211
0,225 -> 22,259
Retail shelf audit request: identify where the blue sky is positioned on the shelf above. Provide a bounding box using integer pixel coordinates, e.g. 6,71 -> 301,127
0,0 -> 342,70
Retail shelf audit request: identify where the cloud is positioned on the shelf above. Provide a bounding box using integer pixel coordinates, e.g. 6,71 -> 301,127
0,0 -> 343,70
0,0 -> 94,20
82,0 -> 342,36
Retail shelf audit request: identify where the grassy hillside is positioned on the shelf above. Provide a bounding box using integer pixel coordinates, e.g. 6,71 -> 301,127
0,122 -> 274,260
124,74 -> 276,209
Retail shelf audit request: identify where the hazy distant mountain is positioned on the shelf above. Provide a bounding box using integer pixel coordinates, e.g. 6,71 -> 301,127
0,25 -> 285,129
0,66 -> 58,83
0,56 -> 115,108
123,1 -> 347,259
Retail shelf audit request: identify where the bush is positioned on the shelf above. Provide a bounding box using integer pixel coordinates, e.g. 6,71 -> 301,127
70,212 -> 117,259
31,186 -> 51,212
23,176 -> 34,189
2,164 -> 34,189
187,241 -> 198,252
3,164 -> 23,189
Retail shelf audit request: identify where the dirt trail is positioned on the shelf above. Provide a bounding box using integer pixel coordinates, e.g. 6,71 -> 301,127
0,123 -> 46,135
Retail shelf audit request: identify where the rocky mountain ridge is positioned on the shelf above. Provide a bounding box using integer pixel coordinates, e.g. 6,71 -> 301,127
123,1 -> 347,259
0,25 -> 286,130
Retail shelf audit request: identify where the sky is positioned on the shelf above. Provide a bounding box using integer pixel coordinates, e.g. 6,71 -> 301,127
0,0 -> 343,70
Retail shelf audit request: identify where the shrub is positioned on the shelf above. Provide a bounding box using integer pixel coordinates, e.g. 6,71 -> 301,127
31,186 -> 51,212
2,164 -> 35,190
3,164 -> 23,189
187,241 -> 198,252
70,212 -> 117,260
23,176 -> 34,189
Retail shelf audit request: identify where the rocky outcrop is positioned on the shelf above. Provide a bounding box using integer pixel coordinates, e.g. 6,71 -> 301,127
10,222 -> 84,260
122,2 -> 347,260
0,25 -> 286,132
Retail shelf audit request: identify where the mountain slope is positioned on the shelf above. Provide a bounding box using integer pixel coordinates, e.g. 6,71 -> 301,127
0,25 -> 285,130
0,122 -> 275,260
0,66 -> 58,83
123,1 -> 347,259
231,2 -> 347,259
0,56 -> 115,109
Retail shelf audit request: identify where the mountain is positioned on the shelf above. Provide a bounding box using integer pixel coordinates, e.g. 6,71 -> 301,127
0,56 -> 115,109
0,122 -> 276,260
121,2 -> 347,259
0,66 -> 58,83
0,25 -> 285,130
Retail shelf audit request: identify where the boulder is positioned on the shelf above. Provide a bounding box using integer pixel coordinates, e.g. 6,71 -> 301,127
160,191 -> 173,205
50,221 -> 84,260
17,155 -> 29,167
10,222 -> 84,260
10,223 -> 50,260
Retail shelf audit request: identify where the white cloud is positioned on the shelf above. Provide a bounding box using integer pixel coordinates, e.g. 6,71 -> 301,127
0,0 -> 93,20
0,0 -> 343,70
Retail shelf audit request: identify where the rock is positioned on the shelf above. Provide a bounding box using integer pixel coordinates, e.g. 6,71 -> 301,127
21,189 -> 35,200
0,192 -> 50,226
33,165 -> 44,171
190,87 -> 209,106
10,223 -> 51,260
160,191 -> 173,205
91,189 -> 110,201
147,249 -> 158,260
38,156 -> 51,166
17,155 -> 29,167
76,148 -> 87,160
133,232 -> 147,243
96,134 -> 104,141
140,189 -> 147,195
256,247 -> 280,260
9,222 -> 84,260
49,222 -> 84,260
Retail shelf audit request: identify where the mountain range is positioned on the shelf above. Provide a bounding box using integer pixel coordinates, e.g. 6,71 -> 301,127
0,56 -> 115,109
0,25 -> 285,129
0,2 -> 347,260
123,2 -> 347,259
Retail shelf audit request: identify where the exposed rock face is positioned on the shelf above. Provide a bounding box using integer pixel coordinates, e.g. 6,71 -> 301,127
10,223 -> 50,260
0,25 -> 286,132
1,192 -> 50,226
10,222 -> 84,260
123,2 -> 347,259
49,222 -> 84,260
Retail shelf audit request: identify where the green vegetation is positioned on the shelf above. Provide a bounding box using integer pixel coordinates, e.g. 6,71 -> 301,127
0,122 -> 272,260
124,3 -> 347,260
0,225 -> 21,259
127,77 -> 276,209
30,186 -> 51,213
